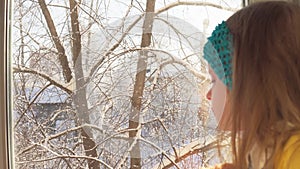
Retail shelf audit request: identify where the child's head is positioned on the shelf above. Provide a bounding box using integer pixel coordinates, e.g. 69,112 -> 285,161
204,1 -> 300,168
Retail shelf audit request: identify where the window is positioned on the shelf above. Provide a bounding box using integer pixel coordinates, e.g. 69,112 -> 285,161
2,0 -> 243,168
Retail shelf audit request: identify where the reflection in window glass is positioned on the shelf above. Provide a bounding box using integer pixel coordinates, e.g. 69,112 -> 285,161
12,0 -> 241,168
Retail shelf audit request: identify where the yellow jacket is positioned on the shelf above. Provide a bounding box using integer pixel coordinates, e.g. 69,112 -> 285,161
275,133 -> 300,169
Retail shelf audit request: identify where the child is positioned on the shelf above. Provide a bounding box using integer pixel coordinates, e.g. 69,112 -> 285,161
203,1 -> 300,169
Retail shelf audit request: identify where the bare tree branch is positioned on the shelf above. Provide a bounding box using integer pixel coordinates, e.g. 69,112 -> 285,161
87,14 -> 144,79
38,0 -> 73,83
152,137 -> 230,169
114,47 -> 208,81
140,138 -> 181,169
155,1 -> 238,15
69,0 -> 81,65
13,66 -> 72,94
14,83 -> 52,128
17,151 -> 113,169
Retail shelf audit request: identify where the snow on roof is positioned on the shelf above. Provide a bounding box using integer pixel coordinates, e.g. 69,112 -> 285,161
26,85 -> 69,104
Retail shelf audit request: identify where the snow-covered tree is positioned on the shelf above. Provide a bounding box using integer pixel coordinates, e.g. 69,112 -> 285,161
12,0 -> 239,168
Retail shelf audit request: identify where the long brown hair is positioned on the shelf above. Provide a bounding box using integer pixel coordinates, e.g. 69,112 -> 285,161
226,1 -> 300,168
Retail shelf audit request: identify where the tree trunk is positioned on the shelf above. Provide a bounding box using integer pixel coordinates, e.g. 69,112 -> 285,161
129,0 -> 156,169
69,0 -> 100,168
39,0 -> 100,168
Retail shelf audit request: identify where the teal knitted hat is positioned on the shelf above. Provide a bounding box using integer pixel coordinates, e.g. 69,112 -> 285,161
203,21 -> 233,89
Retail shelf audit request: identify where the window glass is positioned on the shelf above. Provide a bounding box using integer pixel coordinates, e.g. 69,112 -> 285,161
11,0 -> 241,168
